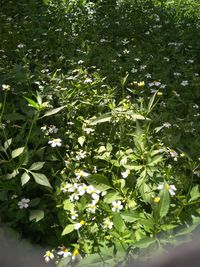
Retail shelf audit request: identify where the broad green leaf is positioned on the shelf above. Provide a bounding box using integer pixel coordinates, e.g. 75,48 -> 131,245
62,224 -> 74,236
103,191 -> 122,204
85,174 -> 112,191
29,209 -> 44,222
21,172 -> 31,186
133,237 -> 156,248
11,147 -> 24,158
29,162 -> 45,171
159,185 -> 170,218
113,213 -> 126,232
41,106 -> 65,118
4,138 -> 12,150
78,136 -> 86,147
138,182 -> 152,204
63,199 -> 74,210
189,185 -> 200,202
148,155 -> 163,166
120,211 -> 139,222
135,228 -> 146,241
31,172 -> 52,188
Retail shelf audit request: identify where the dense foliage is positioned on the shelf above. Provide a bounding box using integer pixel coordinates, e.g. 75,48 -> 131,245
0,0 -> 200,266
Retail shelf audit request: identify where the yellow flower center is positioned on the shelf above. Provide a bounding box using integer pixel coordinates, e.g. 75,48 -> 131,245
154,197 -> 160,203
80,220 -> 85,225
73,249 -> 79,257
166,184 -> 170,190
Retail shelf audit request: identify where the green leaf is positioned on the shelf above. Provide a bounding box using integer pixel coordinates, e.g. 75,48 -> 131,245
148,155 -> 163,166
133,237 -> 156,248
147,91 -> 157,114
41,106 -> 65,118
31,172 -> 52,188
11,147 -> 24,158
29,162 -> 45,171
189,185 -> 200,202
63,199 -> 75,210
4,138 -> 12,150
85,174 -> 112,191
103,191 -> 122,204
76,253 -> 114,267
123,164 -> 143,171
4,169 -> 19,179
113,213 -> 126,232
120,211 -> 139,222
175,224 -> 200,237
89,113 -> 112,125
57,256 -> 71,267
24,97 -> 39,110
159,185 -> 170,218
62,224 -> 74,236
29,209 -> 44,222
138,182 -> 152,204
21,172 -> 31,186
78,136 -> 86,147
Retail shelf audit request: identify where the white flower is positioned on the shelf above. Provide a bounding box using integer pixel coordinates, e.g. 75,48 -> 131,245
48,138 -> 62,147
145,73 -> 152,78
11,194 -> 18,199
174,72 -> 181,76
76,150 -> 86,160
75,169 -> 89,180
57,246 -> 72,258
102,218 -> 113,229
18,198 -> 30,209
74,220 -> 85,230
168,148 -> 178,159
2,84 -> 11,91
180,80 -> 188,86
44,251 -> 54,262
131,68 -> 138,73
84,78 -> 92,84
70,210 -> 78,220
69,192 -> 80,202
48,125 -> 58,134
61,182 -> 75,193
88,200 -> 98,213
87,186 -> 100,200
17,44 -> 25,48
154,81 -> 161,87
77,184 -> 88,196
111,200 -> 123,212
158,184 -> 177,196
121,169 -> 130,178
163,122 -> 171,128
83,127 -> 94,134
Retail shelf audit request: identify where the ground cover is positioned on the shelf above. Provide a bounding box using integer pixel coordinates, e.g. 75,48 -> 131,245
0,0 -> 200,266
